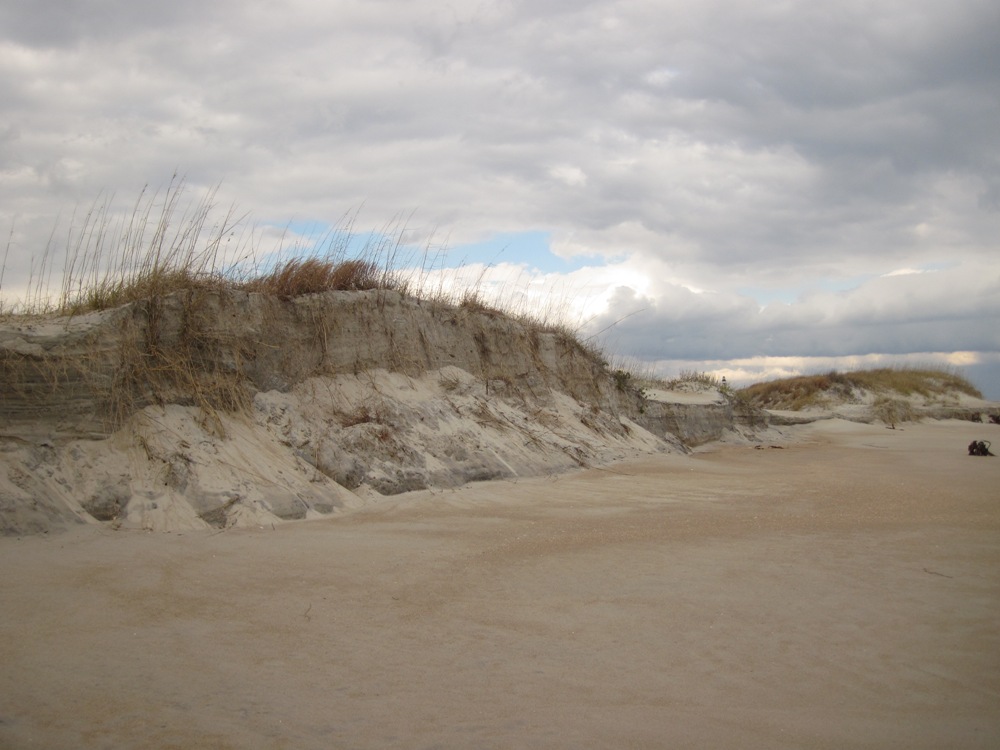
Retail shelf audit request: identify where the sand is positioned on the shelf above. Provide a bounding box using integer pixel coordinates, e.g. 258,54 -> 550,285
1,418 -> 998,749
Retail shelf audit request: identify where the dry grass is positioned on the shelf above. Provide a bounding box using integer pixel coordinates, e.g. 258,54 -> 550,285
339,402 -> 389,428
242,258 -> 387,297
105,295 -> 254,431
0,182 -> 585,354
738,367 -> 982,410
439,372 -> 463,392
871,396 -> 917,427
458,289 -> 503,317
605,365 -> 724,395
54,180 -> 245,315
668,370 -> 721,389
843,368 -> 981,398
0,183 -> 427,429
472,400 -> 509,430
67,269 -> 229,315
0,178 -> 413,316
0,185 -> 607,385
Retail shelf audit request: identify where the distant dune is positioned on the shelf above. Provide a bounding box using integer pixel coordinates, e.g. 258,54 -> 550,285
738,368 -> 999,426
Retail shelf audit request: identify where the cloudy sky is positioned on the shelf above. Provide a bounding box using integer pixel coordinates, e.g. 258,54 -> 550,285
2,0 -> 999,396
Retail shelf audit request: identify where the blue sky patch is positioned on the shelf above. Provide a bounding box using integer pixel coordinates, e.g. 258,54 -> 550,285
440,231 -> 595,273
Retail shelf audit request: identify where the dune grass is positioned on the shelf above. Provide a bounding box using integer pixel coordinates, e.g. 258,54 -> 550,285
0,182 -> 607,341
0,178 -> 422,317
0,180 -> 587,340
241,257 -> 386,297
668,369 -> 723,389
738,367 -> 982,410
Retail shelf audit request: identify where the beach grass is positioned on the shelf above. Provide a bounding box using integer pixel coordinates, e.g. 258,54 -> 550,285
738,367 -> 982,409
0,180 -> 586,340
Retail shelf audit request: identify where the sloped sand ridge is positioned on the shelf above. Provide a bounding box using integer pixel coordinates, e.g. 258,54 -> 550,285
2,289 -> 771,536
2,289 -> 693,535
1,419 -> 997,748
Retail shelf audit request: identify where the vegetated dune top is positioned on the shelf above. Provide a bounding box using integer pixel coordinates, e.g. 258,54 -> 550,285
3,287 -> 762,536
0,287 -> 630,432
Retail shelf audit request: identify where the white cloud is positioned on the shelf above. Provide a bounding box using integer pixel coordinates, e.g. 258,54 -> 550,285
882,268 -> 926,277
549,165 -> 588,187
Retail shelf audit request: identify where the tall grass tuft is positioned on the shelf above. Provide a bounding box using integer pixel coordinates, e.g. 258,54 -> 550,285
0,179 -> 434,315
68,182 -> 241,311
242,258 -> 388,297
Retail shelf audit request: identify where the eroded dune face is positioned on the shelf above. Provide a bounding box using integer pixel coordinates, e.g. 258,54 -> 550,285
4,289 -> 726,534
1,289 -> 621,433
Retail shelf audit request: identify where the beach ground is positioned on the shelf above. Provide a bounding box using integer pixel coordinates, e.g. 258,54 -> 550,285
1,419 -> 998,749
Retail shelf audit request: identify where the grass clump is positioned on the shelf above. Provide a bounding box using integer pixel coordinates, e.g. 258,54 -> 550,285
871,396 -> 916,428
242,258 -> 387,297
457,290 -> 503,317
738,372 -> 850,410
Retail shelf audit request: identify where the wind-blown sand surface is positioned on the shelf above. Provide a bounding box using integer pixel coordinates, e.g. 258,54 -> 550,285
1,418 -> 998,749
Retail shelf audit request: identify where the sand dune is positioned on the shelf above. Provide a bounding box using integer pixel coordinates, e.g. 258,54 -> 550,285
2,418 -> 997,748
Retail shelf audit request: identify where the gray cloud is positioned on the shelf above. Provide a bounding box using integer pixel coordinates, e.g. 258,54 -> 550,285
589,266 -> 1000,361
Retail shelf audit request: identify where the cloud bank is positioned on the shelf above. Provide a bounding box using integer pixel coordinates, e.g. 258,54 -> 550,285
1,0 -> 998,394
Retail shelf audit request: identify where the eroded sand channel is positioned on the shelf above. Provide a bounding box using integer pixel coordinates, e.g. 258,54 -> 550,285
2,420 -> 998,748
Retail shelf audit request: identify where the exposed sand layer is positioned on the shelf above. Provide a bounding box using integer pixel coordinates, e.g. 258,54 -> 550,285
2,418 -> 997,748
0,367 -> 677,536
644,386 -> 726,405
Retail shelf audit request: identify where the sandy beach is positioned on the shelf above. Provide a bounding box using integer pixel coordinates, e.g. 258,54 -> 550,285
1,418 -> 998,749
